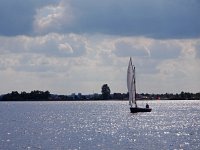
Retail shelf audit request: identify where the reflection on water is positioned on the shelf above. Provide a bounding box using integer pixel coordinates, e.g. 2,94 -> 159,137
0,100 -> 200,149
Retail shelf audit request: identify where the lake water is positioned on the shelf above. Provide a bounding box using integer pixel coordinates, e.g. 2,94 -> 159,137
0,100 -> 200,150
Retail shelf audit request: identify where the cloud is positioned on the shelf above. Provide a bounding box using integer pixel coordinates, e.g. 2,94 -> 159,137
50,0 -> 200,39
58,43 -> 73,54
114,41 -> 149,57
0,0 -> 199,39
33,1 -> 74,34
194,41 -> 200,59
112,38 -> 183,60
0,0 -> 199,95
0,33 -> 87,57
0,32 -> 200,94
149,41 -> 182,59
0,0 -> 58,36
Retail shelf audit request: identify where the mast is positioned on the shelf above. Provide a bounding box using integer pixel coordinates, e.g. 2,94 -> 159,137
130,58 -> 134,107
133,66 -> 137,107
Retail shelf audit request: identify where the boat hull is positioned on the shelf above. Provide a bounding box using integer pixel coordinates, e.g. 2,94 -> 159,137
130,107 -> 152,113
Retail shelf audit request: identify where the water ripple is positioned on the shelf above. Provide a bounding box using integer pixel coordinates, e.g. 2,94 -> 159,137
0,100 -> 200,149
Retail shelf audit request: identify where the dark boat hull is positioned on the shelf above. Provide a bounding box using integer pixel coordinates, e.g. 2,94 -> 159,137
130,107 -> 152,113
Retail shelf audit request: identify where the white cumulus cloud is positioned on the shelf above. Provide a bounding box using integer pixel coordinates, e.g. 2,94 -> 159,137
34,1 -> 74,34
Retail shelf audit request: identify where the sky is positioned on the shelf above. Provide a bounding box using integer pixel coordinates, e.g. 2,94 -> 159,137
0,0 -> 200,95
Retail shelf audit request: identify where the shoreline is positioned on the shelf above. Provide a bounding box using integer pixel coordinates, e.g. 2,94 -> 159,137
1,99 -> 199,102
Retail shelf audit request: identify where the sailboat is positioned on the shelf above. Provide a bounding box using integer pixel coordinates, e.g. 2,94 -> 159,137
127,57 -> 152,113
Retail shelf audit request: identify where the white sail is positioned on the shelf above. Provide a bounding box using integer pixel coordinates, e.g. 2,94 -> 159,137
127,58 -> 136,107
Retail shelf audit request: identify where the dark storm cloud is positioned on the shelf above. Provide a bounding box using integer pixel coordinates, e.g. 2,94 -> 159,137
0,0 -> 57,36
0,0 -> 200,39
67,0 -> 200,39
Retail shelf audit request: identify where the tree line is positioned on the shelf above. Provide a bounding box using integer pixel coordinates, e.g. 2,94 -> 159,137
0,84 -> 200,101
1,90 -> 50,101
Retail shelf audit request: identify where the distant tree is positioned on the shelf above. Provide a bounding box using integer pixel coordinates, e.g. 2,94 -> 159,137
195,92 -> 200,100
101,84 -> 111,100
180,91 -> 185,99
44,91 -> 50,99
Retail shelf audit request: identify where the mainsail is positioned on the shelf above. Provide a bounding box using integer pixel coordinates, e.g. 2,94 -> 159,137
127,58 -> 136,107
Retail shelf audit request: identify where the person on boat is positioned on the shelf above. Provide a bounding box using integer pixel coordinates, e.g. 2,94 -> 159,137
146,103 -> 149,108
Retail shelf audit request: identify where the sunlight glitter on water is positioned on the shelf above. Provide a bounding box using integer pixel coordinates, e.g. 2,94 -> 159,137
0,100 -> 200,149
